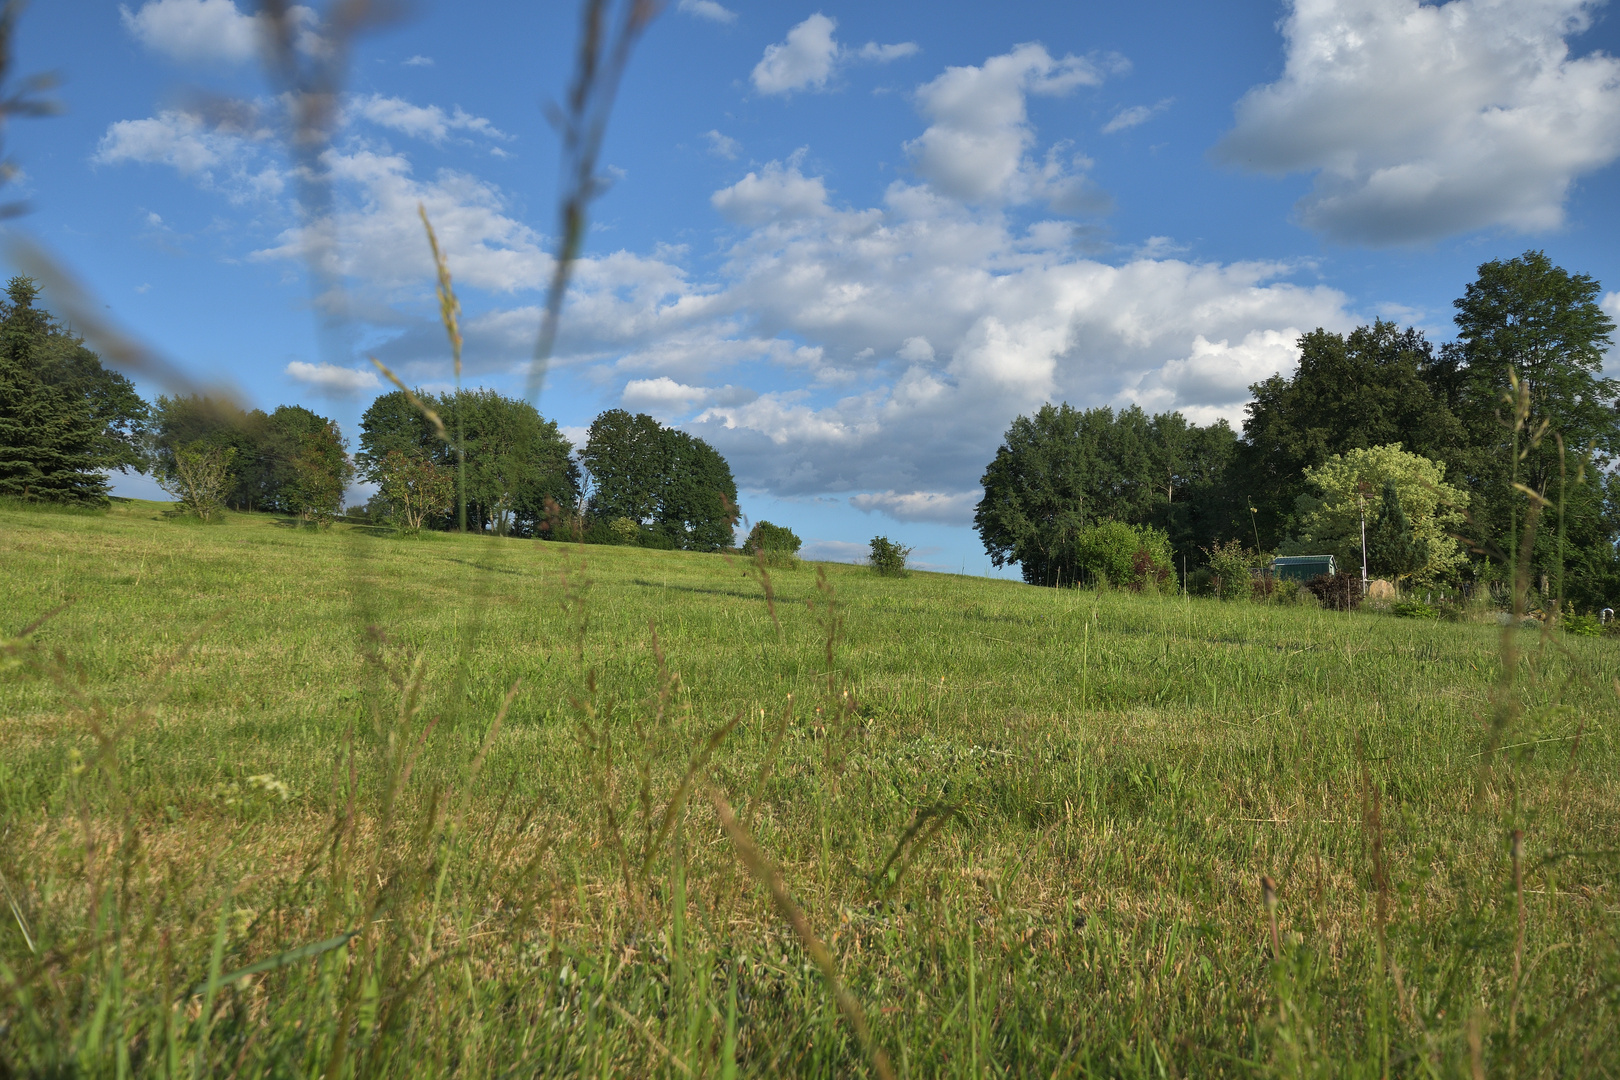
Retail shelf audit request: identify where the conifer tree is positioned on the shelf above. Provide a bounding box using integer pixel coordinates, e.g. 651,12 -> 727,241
0,276 -> 108,504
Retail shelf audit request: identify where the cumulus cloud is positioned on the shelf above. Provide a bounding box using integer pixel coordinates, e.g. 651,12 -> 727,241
1103,98 -> 1171,134
705,130 -> 741,160
752,13 -> 841,94
100,45 -> 1356,526
677,0 -> 737,23
905,43 -> 1122,210
285,360 -> 382,394
751,14 -> 919,94
351,95 -> 511,144
93,109 -> 284,202
1215,0 -> 1620,245
403,54 -> 433,66
120,0 -> 320,64
253,147 -> 550,294
850,489 -> 981,525
711,157 -> 831,224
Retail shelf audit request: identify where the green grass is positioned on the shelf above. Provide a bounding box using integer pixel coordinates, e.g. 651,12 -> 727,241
2,500 -> 1617,1076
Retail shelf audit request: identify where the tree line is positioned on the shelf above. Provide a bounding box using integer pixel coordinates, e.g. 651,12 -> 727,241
0,277 -> 739,549
976,250 -> 1620,609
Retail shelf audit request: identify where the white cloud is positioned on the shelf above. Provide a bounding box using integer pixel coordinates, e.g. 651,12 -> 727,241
711,157 -> 831,225
248,145 -> 555,300
801,539 -> 869,563
351,94 -> 511,144
1215,0 -> 1620,245
859,41 -> 919,63
285,360 -> 382,394
678,0 -> 737,24
404,55 -> 433,66
905,43 -> 1122,210
850,489 -> 980,525
93,109 -> 284,202
1119,329 -> 1305,425
753,13 -> 841,94
120,0 -> 320,64
705,129 -> 741,160
102,46 -> 1355,524
1103,98 -> 1171,134
751,14 -> 917,95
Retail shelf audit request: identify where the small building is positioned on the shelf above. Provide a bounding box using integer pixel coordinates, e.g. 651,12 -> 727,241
1271,555 -> 1337,582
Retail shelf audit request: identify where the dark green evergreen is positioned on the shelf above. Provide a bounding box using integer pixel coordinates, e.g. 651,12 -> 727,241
0,277 -> 112,504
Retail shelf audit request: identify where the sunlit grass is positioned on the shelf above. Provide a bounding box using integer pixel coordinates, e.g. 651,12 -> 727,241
2,500 -> 1617,1076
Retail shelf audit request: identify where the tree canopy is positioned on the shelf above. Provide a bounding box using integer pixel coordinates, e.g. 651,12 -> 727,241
581,410 -> 738,551
974,403 -> 1236,585
357,388 -> 578,537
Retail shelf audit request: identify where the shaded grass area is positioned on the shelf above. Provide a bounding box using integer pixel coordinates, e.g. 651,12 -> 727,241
2,500 -> 1617,1076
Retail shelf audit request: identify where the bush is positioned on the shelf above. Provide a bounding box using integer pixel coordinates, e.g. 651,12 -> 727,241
159,441 -> 235,522
743,521 -> 802,567
1072,521 -> 1173,592
869,536 -> 912,577
1563,611 -> 1602,637
1204,538 -> 1255,601
1391,599 -> 1438,619
1306,572 -> 1363,611
608,517 -> 641,545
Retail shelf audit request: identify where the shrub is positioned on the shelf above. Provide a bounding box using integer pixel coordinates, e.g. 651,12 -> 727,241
1204,538 -> 1254,601
608,516 -> 641,545
742,520 -> 802,564
1306,572 -> 1363,611
1391,599 -> 1438,619
158,441 -> 235,522
1072,521 -> 1173,592
1563,611 -> 1602,637
869,536 -> 912,577
377,451 -> 454,536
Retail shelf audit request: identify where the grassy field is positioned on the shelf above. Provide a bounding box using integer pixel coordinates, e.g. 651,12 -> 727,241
2,499 -> 1618,1077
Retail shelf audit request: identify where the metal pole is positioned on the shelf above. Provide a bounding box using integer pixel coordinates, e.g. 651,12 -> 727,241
1359,497 -> 1368,595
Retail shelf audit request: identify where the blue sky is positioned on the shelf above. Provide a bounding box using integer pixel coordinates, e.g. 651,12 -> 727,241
10,0 -> 1620,572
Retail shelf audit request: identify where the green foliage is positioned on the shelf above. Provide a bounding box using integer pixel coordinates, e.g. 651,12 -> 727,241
376,451 -> 454,536
975,403 -> 1237,585
1239,320 -> 1462,543
1562,611 -> 1602,637
158,442 -> 236,521
1390,599 -> 1438,619
868,535 -> 911,576
1070,520 -> 1174,591
742,520 -> 802,561
1203,538 -> 1256,600
608,516 -> 641,545
0,277 -> 113,505
580,409 -> 739,551
1299,444 -> 1469,584
358,388 -> 579,536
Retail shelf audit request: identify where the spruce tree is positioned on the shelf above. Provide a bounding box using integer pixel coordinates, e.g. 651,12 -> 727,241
0,276 -> 108,504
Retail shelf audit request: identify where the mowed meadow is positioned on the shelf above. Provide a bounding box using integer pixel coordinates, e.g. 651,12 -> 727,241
3,500 -> 1619,1077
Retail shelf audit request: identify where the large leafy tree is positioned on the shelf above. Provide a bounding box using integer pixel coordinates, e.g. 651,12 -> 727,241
1294,444 -> 1469,585
358,388 -> 578,536
655,429 -> 738,551
975,403 -> 1236,585
1239,321 -> 1463,543
1442,251 -> 1620,593
580,409 -> 668,523
441,389 -> 578,536
0,277 -> 129,504
151,395 -> 269,510
580,410 -> 739,551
